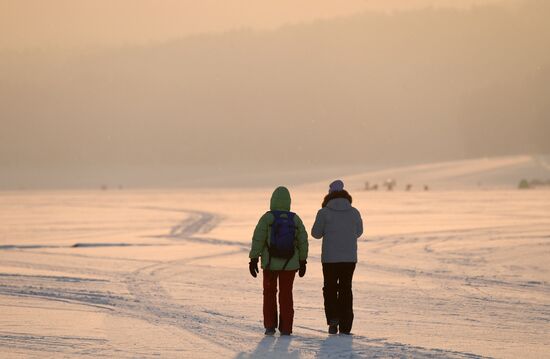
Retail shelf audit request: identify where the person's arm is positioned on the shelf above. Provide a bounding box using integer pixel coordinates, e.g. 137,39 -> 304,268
294,215 -> 309,261
249,212 -> 269,259
311,209 -> 325,239
355,208 -> 364,238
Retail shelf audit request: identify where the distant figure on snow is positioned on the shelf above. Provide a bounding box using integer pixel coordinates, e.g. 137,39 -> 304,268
311,180 -> 363,335
248,186 -> 309,336
384,179 -> 396,191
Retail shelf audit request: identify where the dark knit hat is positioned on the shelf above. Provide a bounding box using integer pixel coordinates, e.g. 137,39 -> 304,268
329,180 -> 344,193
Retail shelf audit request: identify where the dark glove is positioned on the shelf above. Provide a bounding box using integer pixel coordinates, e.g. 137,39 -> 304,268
298,260 -> 307,278
249,258 -> 259,278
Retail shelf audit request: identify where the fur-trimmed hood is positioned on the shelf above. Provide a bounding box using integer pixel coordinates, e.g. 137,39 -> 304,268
322,190 -> 352,208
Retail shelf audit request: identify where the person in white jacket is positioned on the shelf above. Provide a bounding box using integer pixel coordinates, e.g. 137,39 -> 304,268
311,180 -> 363,335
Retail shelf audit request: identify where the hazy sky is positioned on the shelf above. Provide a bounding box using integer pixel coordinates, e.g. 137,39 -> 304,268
1,0 -> 506,51
1,0 -> 546,189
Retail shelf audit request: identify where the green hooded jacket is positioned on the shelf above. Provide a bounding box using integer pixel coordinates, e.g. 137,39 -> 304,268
249,186 -> 308,271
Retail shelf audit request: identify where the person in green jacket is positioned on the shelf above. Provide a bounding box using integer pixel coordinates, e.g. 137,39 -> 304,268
249,186 -> 308,336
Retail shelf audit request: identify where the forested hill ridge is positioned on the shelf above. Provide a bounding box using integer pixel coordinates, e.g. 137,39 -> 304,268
1,0 -> 548,171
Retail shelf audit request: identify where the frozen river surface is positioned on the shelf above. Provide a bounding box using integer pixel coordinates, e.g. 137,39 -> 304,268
1,186 -> 549,358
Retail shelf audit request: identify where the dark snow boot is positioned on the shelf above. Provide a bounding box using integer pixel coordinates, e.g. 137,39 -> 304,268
265,328 -> 276,336
328,319 -> 339,335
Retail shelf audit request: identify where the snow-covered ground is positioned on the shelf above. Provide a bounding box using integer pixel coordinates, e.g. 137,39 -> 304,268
1,157 -> 549,358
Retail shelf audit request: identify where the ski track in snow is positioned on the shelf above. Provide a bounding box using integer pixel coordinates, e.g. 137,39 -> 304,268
1,192 -> 549,358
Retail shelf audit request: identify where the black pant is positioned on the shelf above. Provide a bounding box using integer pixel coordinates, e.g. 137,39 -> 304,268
322,262 -> 356,333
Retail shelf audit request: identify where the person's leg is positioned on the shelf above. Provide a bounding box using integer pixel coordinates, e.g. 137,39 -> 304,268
263,270 -> 278,330
278,270 -> 296,334
337,263 -> 356,334
322,263 -> 339,326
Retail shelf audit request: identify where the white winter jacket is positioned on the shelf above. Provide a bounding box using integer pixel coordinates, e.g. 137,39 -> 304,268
311,197 -> 363,263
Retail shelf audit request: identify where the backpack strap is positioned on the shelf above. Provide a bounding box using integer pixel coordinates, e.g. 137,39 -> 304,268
281,256 -> 292,271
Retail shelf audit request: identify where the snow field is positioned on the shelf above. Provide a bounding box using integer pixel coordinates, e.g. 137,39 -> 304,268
0,183 -> 549,358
